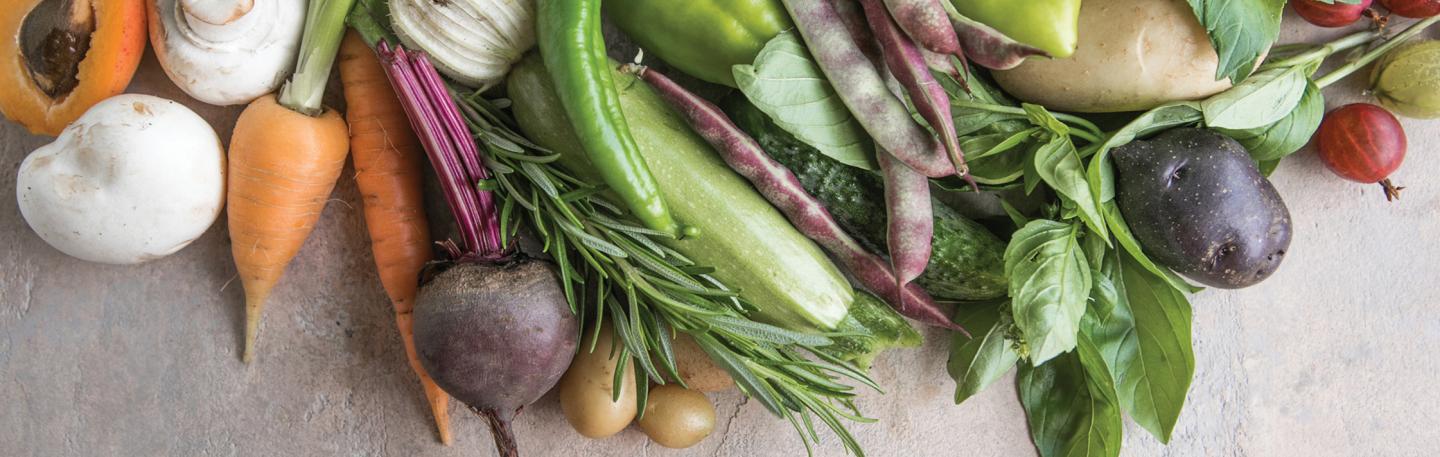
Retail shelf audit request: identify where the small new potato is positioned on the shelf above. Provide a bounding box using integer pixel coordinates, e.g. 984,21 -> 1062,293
670,333 -> 734,392
17,94 -> 226,264
993,0 -> 1244,113
638,385 -> 716,449
558,325 -> 637,438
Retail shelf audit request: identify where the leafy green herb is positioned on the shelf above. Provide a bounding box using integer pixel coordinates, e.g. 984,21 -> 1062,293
1005,220 -> 1092,365
452,91 -> 876,456
1202,65 -> 1312,130
949,301 -> 1021,404
1185,0 -> 1287,83
1221,81 -> 1325,162
735,31 -> 877,170
1081,254 -> 1138,385
1017,335 -> 1124,457
1115,251 -> 1196,443
1033,134 -> 1107,240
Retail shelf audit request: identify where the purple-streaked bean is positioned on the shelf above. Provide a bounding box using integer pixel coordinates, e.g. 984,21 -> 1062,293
948,11 -> 1049,70
882,0 -> 961,55
878,150 -> 933,293
831,0 -> 882,65
921,48 -> 963,79
861,0 -> 974,186
782,0 -> 955,178
629,64 -> 963,331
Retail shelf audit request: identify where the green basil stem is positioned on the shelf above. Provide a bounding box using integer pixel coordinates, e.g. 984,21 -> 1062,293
279,0 -> 357,116
1315,16 -> 1440,89
1258,29 -> 1379,73
950,100 -> 1104,143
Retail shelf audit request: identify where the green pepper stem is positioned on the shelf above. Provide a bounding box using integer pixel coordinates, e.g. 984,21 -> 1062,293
1316,17 -> 1440,89
278,0 -> 357,116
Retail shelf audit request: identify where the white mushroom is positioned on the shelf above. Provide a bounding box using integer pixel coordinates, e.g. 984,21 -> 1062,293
16,94 -> 227,265
147,0 -> 306,106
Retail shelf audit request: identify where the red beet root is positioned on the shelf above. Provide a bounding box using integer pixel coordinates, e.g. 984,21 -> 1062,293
1292,0 -> 1374,27
1315,103 -> 1408,201
1380,0 -> 1440,17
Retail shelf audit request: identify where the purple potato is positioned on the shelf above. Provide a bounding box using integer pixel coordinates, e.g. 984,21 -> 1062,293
1113,128 -> 1292,289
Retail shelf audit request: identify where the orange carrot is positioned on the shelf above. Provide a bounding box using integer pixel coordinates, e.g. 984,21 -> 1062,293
337,30 -> 451,445
228,0 -> 355,363
229,94 -> 349,362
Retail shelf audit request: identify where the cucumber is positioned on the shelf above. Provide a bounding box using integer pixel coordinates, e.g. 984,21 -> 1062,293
726,97 -> 1009,300
507,54 -> 853,332
829,292 -> 923,369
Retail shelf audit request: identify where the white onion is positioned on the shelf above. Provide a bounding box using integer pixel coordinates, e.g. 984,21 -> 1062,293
390,0 -> 536,90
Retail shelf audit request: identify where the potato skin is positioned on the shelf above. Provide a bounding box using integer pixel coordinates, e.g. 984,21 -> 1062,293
670,333 -> 734,392
558,325 -> 637,438
1112,129 -> 1292,288
993,0 -> 1238,113
637,385 -> 716,449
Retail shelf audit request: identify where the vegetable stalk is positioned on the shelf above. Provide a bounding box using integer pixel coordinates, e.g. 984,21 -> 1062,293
279,0 -> 357,116
627,64 -> 963,331
380,43 -> 506,260
1315,16 -> 1440,88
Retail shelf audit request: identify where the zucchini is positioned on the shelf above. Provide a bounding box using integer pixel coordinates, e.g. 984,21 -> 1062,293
507,54 -> 852,331
726,97 -> 1009,300
829,292 -> 923,369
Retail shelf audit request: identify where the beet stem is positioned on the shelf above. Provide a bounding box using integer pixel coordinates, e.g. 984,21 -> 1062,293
379,43 -> 506,260
629,64 -> 963,331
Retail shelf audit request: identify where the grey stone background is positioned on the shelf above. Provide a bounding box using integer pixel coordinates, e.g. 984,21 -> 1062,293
3,15 -> 1438,457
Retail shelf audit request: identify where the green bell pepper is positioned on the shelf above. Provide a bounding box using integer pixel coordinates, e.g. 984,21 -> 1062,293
949,0 -> 1082,59
604,0 -> 792,87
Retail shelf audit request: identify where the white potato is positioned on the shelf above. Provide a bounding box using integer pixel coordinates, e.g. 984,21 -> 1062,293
993,0 -> 1248,113
17,94 -> 226,264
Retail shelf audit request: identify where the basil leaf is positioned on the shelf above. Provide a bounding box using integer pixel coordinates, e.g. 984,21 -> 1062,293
1202,65 -> 1310,130
1116,250 -> 1196,443
1087,103 -> 1203,208
1102,202 -> 1203,294
1082,254 -> 1139,390
1034,135 -> 1107,239
1220,80 -> 1325,162
1017,335 -> 1124,457
1005,220 -> 1092,365
1186,0 -> 1287,83
949,301 -> 1021,404
734,31 -> 877,170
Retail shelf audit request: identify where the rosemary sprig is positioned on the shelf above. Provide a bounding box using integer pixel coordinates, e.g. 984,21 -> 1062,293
451,88 -> 877,456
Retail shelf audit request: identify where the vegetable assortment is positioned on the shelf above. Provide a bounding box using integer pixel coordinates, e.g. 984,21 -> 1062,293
6,0 -> 1440,456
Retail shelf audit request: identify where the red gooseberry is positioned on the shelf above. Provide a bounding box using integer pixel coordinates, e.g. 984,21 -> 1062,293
1315,103 -> 1408,201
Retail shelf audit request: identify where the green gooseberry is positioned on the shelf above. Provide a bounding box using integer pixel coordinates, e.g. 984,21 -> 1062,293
1371,40 -> 1440,119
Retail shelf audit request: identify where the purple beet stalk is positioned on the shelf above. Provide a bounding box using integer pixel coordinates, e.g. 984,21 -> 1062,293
881,0 -> 962,55
861,0 -> 976,189
628,64 -> 963,331
379,43 -> 506,261
782,0 -> 955,179
947,11 -> 1048,70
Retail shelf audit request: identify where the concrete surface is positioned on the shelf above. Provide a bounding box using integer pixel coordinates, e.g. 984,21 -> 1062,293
3,18 -> 1439,457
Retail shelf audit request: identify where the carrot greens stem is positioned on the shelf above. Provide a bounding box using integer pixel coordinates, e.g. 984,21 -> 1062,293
279,0 -> 357,116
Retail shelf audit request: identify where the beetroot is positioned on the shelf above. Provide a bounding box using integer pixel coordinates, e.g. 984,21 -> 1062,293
381,44 -> 578,456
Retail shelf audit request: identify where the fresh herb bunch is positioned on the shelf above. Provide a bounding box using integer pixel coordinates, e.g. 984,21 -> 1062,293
449,91 -> 878,456
944,18 -> 1440,456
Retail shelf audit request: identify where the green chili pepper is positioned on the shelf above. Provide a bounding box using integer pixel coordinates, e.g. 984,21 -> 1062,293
949,0 -> 1081,58
605,0 -> 792,87
537,0 -> 684,237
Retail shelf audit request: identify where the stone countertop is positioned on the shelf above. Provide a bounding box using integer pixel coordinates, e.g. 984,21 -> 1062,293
2,17 -> 1438,457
